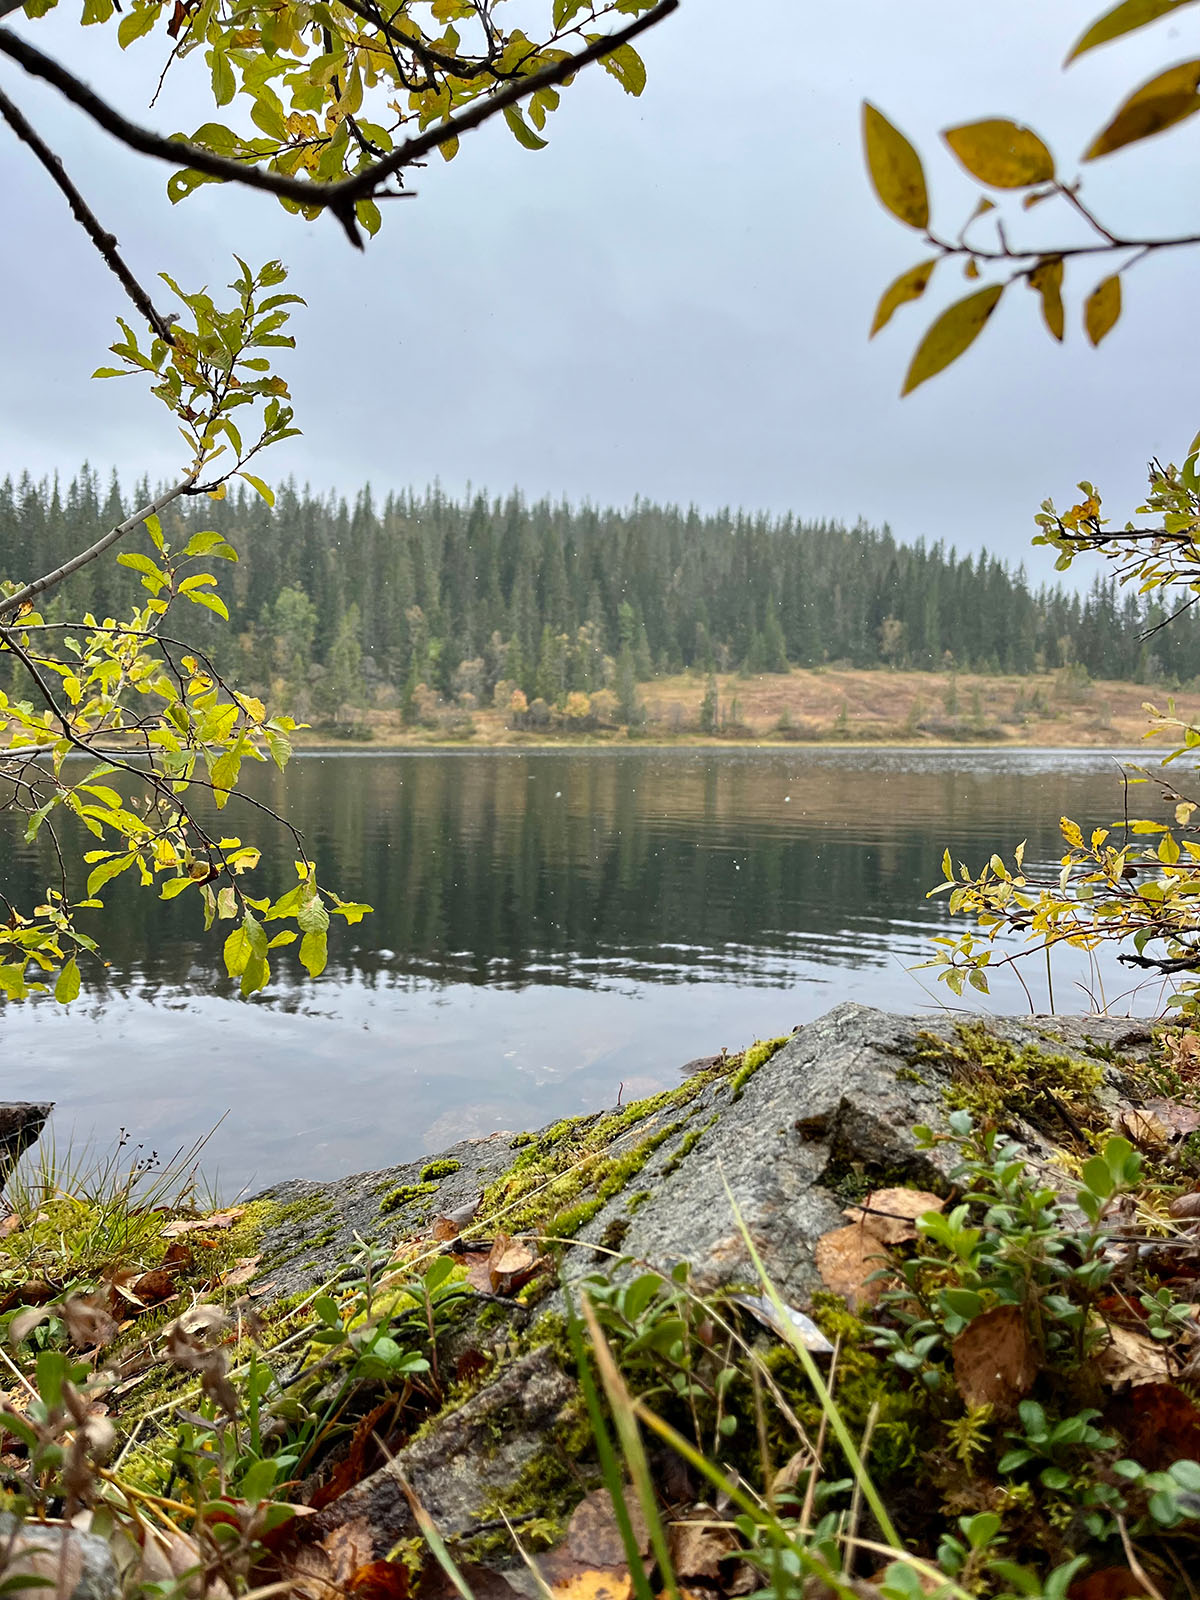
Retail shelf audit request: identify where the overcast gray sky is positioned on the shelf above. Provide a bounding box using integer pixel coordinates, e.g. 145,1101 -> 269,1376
2,0 -> 1199,581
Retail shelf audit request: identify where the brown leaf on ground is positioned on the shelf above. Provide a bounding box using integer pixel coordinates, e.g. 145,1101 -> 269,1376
1141,1096 -> 1200,1138
1160,1029 -> 1200,1086
669,1517 -> 737,1582
62,1293 -> 119,1351
952,1304 -> 1038,1411
219,1256 -> 262,1290
1108,1381 -> 1200,1470
0,1215 -> 21,1239
317,1516 -> 376,1587
128,1269 -> 178,1309
161,1207 -> 245,1238
1117,1108 -> 1170,1152
567,1486 -> 650,1567
843,1188 -> 944,1245
431,1194 -> 482,1242
1067,1567 -> 1152,1600
310,1398 -> 394,1511
548,1570 -> 633,1600
345,1560 -> 409,1600
161,1241 -> 194,1271
1170,1188 -> 1200,1220
814,1224 -> 893,1310
1097,1323 -> 1172,1389
464,1231 -> 548,1295
772,1450 -> 813,1495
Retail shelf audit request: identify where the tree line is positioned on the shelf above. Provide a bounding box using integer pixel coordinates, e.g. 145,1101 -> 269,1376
3,466 -> 1197,722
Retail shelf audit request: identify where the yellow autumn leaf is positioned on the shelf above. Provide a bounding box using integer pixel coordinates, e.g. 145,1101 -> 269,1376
901,284 -> 1003,395
1029,256 -> 1064,342
862,103 -> 930,229
1067,0 -> 1196,64
1085,59 -> 1200,159
1060,817 -> 1085,848
1084,276 -> 1122,346
870,258 -> 937,337
943,118 -> 1055,187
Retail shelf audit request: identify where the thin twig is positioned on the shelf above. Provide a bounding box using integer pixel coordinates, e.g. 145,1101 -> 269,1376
0,475 -> 195,620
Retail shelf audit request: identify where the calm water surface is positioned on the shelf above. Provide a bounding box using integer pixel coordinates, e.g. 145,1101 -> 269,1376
0,748 -> 1161,1191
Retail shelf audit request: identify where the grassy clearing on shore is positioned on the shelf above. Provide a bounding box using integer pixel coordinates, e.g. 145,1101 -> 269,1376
293,665 -> 1191,751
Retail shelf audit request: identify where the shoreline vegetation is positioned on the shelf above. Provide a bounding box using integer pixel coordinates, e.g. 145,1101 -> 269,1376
6,1006 -> 1200,1599
287,664 -> 1191,751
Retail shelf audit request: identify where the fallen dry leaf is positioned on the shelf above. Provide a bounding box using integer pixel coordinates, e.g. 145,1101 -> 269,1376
311,1398 -> 394,1511
1141,1096 -> 1200,1138
162,1241 -> 194,1271
952,1304 -> 1038,1412
566,1487 -> 650,1568
548,1570 -> 632,1600
345,1561 -> 410,1600
1117,1108 -> 1170,1152
814,1224 -> 893,1310
161,1207 -> 245,1238
431,1194 -> 482,1242
1067,1568 -> 1152,1600
128,1269 -> 178,1309
465,1231 -> 547,1295
0,1215 -> 21,1239
219,1256 -> 262,1290
63,1292 -> 119,1351
1160,1029 -> 1200,1086
844,1188 -> 944,1245
669,1517 -> 736,1582
1097,1323 -> 1172,1389
1108,1380 -> 1200,1470
1169,1189 -> 1200,1220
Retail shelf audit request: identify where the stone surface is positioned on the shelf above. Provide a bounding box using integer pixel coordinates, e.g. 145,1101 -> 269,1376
0,1103 -> 52,1194
0,1513 -> 120,1600
288,1003 -> 1159,1566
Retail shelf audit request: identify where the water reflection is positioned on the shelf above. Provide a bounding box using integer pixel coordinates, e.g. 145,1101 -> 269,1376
0,748 -> 1164,1188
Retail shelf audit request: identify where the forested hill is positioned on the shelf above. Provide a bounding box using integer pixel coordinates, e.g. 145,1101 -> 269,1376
2,467 -> 1197,710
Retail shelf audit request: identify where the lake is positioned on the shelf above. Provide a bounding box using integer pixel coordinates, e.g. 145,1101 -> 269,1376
0,747 -> 1165,1193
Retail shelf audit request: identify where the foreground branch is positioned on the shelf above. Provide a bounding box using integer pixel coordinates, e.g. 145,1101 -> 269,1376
0,0 -> 677,247
0,87 -> 175,341
0,474 -> 196,621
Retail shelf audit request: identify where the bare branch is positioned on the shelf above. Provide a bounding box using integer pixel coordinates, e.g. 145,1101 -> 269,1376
0,87 -> 175,342
0,0 -> 678,247
0,474 -> 196,621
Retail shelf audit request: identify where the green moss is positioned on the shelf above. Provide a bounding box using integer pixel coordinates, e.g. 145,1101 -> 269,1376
625,1189 -> 653,1214
379,1181 -> 437,1214
920,1023 -> 1106,1141
662,1112 -> 718,1176
420,1157 -> 463,1182
895,1066 -> 930,1086
730,1035 -> 790,1099
466,1398 -> 594,1560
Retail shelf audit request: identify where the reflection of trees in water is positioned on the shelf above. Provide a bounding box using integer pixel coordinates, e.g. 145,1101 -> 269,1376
0,754 -> 1127,997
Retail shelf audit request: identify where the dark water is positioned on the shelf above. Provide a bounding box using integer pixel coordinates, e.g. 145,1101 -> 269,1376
0,748 -> 1161,1192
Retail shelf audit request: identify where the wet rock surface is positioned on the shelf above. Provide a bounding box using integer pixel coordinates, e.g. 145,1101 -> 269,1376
277,1002 -> 1159,1568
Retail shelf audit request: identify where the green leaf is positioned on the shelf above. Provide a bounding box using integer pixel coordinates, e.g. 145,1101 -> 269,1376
901,284 -> 1004,395
117,4 -> 158,47
224,926 -> 250,978
211,49 -> 236,108
862,103 -> 930,230
1067,0 -> 1200,64
237,472 -> 275,506
943,119 -> 1055,187
1084,275 -> 1122,346
185,589 -> 231,621
1085,59 -> 1200,159
503,105 -> 549,150
299,927 -> 328,978
870,259 -> 937,338
600,43 -> 646,95
87,855 -> 133,898
54,958 -> 80,1004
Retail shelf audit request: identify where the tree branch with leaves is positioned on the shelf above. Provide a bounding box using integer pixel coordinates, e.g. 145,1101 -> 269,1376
0,0 -> 677,1003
